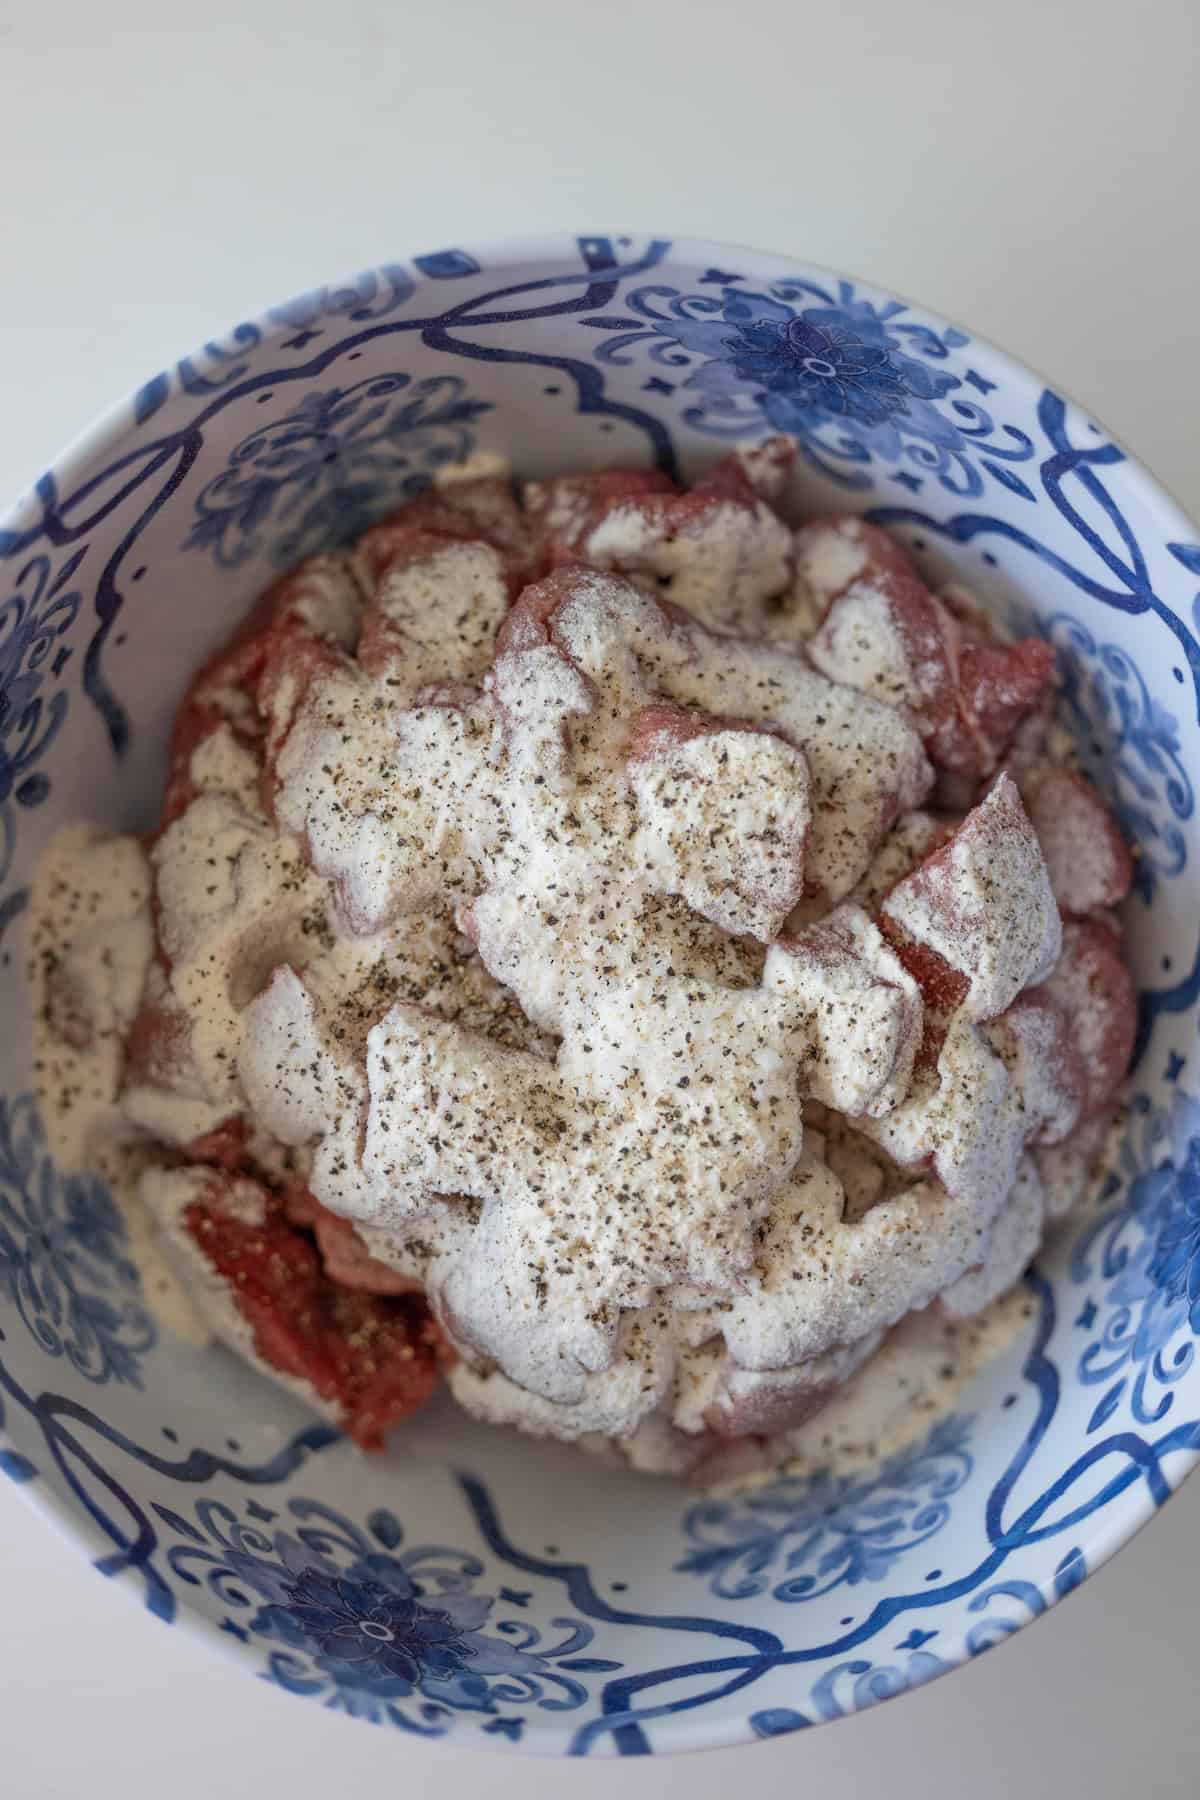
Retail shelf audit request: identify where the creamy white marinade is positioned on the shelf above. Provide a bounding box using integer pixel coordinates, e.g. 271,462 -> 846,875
27,440 -> 1137,1483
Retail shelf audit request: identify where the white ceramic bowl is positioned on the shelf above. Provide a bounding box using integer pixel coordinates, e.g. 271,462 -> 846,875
3,234 -> 1200,1755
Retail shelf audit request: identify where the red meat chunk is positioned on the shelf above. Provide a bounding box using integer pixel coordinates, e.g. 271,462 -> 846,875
1024,766 -> 1134,914
1041,918 -> 1137,1120
162,557 -> 357,829
523,466 -> 680,568
184,1177 -> 443,1449
793,513 -> 920,614
353,478 -> 539,599
810,563 -> 1056,780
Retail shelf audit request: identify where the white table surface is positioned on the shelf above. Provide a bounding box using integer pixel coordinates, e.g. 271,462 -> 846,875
2,2 -> 1198,1793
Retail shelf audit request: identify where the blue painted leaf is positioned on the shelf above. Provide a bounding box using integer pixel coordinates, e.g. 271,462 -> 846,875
983,460 -> 1036,501
558,1657 -> 622,1672
414,250 -> 481,279
1167,542 -> 1200,575
675,1545 -> 737,1573
367,1507 -> 403,1549
153,1503 -> 206,1541
1053,1549 -> 1087,1597
942,327 -> 970,347
0,1450 -> 36,1484
859,1497 -> 907,1518
262,1660 -> 326,1698
750,1708 -> 810,1738
482,1716 -> 524,1740
133,373 -> 170,424
1087,1379 -> 1126,1433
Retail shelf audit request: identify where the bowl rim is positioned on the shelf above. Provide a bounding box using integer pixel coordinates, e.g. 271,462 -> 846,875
2,230 -> 1199,1757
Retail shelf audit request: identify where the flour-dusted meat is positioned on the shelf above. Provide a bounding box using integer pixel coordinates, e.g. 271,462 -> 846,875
31,442 -> 1136,1482
881,775 -> 1061,1022
793,513 -> 920,616
162,557 -> 361,829
525,444 -> 793,633
353,475 -> 538,593
809,559 -> 1056,779
1024,765 -> 1134,915
1041,917 -> 1137,1120
141,1167 -> 442,1448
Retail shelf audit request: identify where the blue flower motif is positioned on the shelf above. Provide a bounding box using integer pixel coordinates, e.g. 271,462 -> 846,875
163,1499 -> 615,1733
594,279 -> 1032,497
283,1566 -> 476,1697
0,1095 -> 154,1385
183,373 -> 492,570
1072,1092 -> 1200,1427
704,295 -> 959,442
1144,1136 -> 1200,1329
676,1413 -> 973,1602
724,311 -> 911,428
0,551 -> 83,933
1045,614 -> 1192,904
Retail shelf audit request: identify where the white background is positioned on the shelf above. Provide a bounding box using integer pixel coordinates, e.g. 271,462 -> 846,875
2,2 -> 1198,1793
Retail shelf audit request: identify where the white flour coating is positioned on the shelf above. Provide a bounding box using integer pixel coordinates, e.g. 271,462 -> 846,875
434,450 -> 513,486
277,554 -> 363,648
659,624 -> 934,904
862,1007 -> 1051,1226
851,811 -> 946,913
26,452 -> 1134,1483
137,793 -> 328,1143
795,517 -> 872,608
359,538 -> 511,686
583,496 -> 793,634
763,516 -> 880,648
239,892 -> 922,1422
188,724 -> 261,811
693,1144 -> 979,1369
1023,768 -> 1129,914
243,563 -> 947,1423
29,825 -> 155,1170
733,438 -> 796,504
1035,1114 -> 1115,1221
721,1283 -> 1036,1489
939,1156 -> 1046,1318
807,582 -> 929,709
628,724 -> 812,941
268,562 -> 931,929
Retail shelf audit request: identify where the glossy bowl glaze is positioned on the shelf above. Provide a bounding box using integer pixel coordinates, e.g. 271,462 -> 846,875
3,234 -> 1200,1754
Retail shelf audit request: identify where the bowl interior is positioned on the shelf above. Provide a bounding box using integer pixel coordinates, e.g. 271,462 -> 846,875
3,234 -> 1200,1754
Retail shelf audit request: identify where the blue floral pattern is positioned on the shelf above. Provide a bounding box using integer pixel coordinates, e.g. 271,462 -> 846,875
1072,1092 -> 1200,1430
163,1497 -> 617,1735
589,278 -> 1036,497
184,374 -> 492,569
747,1550 -> 1089,1738
0,549 -> 84,940
677,1414 -> 972,1602
0,234 -> 1198,1752
0,1094 -> 154,1385
1046,613 -> 1192,902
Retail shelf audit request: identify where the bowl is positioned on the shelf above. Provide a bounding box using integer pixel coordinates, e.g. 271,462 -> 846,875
3,233 -> 1200,1756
